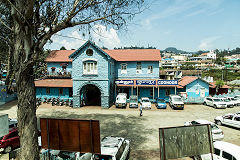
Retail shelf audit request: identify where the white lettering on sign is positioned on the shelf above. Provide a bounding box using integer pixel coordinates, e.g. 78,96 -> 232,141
136,80 -> 156,85
158,80 -> 178,85
115,80 -> 134,85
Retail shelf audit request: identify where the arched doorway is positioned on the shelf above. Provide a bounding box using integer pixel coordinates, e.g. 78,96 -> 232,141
81,84 -> 101,106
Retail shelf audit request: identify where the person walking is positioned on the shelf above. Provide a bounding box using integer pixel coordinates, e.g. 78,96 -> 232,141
140,104 -> 143,116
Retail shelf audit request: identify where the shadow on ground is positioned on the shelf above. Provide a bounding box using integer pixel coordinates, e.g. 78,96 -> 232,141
0,100 -> 17,111
37,110 -> 156,159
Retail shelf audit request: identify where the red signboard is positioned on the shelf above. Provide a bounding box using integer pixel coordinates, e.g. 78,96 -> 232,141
40,118 -> 101,154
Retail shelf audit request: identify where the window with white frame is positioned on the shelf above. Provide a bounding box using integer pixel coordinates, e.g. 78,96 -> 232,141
83,61 -> 97,75
136,62 -> 142,74
121,63 -> 127,74
148,66 -> 153,74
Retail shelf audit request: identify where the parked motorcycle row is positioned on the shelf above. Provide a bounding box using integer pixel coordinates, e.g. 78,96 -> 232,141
36,97 -> 73,107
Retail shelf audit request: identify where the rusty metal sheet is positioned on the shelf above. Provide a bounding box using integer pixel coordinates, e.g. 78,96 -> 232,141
159,124 -> 213,160
40,118 -> 100,154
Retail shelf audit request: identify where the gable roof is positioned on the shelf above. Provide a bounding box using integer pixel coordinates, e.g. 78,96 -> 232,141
103,49 -> 161,61
45,41 -> 161,62
45,50 -> 75,62
178,76 -> 210,87
35,79 -> 72,87
209,82 -> 231,89
69,40 -> 112,60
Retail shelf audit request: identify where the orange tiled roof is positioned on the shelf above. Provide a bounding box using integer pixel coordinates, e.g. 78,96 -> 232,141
46,49 -> 161,62
45,50 -> 75,62
35,79 -> 72,87
103,49 -> 161,61
201,52 -> 208,56
209,82 -> 231,89
178,76 -> 198,87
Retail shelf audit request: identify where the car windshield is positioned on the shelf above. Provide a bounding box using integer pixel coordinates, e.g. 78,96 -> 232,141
130,99 -> 137,103
173,97 -> 182,102
94,155 -> 113,160
142,99 -> 149,102
223,99 -> 230,102
157,99 -> 165,103
211,124 -> 219,130
213,99 -> 221,102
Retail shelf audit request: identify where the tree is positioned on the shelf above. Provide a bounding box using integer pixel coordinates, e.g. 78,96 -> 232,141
60,46 -> 66,50
215,80 -> 224,93
0,0 -> 145,159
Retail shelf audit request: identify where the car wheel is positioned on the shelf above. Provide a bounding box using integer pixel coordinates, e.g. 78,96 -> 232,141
203,102 -> 206,106
214,105 -> 217,109
216,120 -> 222,126
4,146 -> 12,153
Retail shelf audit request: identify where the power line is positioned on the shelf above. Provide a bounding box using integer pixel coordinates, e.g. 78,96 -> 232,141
54,33 -> 86,41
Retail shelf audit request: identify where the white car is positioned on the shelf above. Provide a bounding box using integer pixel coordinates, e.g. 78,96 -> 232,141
201,141 -> 240,160
220,98 -> 234,108
140,97 -> 151,109
225,96 -> 240,106
215,113 -> 240,129
203,97 -> 227,109
234,95 -> 240,100
184,119 -> 224,141
115,93 -> 127,108
92,136 -> 130,160
169,95 -> 184,110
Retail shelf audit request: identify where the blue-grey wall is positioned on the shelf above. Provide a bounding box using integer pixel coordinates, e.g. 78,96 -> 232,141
71,43 -> 113,108
186,79 -> 209,103
36,87 -> 71,99
116,61 -> 159,79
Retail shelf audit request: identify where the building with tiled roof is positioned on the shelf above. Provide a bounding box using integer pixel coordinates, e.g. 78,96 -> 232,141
36,41 -> 222,107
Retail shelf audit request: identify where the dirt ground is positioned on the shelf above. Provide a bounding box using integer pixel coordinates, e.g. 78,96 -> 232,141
0,101 -> 239,160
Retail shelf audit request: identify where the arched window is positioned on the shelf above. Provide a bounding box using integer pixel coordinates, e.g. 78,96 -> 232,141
83,61 -> 97,75
86,48 -> 93,56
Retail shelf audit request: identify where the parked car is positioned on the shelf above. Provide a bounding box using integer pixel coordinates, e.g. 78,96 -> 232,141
203,97 -> 227,109
140,97 -> 151,109
155,98 -> 167,109
0,128 -> 19,153
115,93 -> 127,108
8,118 -> 18,129
129,95 -> 138,108
234,95 -> 240,100
214,113 -> 240,129
92,136 -> 130,160
225,96 -> 240,106
169,95 -> 184,110
201,141 -> 240,160
0,128 -> 42,153
220,98 -> 234,108
184,119 -> 224,141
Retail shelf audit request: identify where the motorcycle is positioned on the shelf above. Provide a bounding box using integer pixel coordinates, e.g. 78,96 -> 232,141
51,97 -> 56,106
59,99 -> 64,106
69,100 -> 73,107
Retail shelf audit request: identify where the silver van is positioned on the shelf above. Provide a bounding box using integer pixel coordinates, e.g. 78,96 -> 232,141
129,95 -> 138,108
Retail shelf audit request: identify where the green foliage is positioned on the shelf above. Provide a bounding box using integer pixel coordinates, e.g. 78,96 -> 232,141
202,69 -> 240,81
60,46 -> 66,50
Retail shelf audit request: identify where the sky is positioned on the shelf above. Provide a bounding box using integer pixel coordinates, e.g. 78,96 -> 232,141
45,0 -> 240,52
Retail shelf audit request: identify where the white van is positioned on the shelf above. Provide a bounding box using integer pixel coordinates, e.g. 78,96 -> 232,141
92,136 -> 130,160
115,93 -> 127,108
201,141 -> 240,160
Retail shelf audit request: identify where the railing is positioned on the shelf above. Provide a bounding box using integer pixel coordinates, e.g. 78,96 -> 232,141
45,72 -> 71,78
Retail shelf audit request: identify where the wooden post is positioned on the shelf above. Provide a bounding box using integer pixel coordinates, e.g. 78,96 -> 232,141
137,86 -> 138,97
131,86 -> 133,95
153,86 -> 154,99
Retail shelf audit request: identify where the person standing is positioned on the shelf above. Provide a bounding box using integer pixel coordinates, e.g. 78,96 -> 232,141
140,104 -> 143,116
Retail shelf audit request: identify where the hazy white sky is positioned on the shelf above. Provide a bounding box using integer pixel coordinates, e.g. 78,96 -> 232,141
45,0 -> 240,52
